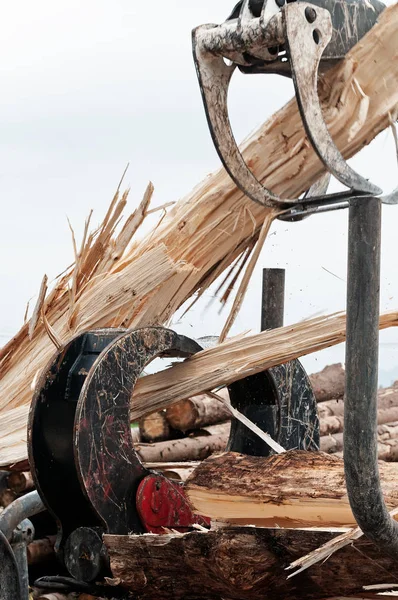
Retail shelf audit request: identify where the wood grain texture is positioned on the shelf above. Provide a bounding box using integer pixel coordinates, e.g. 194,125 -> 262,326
185,450 -> 398,528
104,527 -> 398,600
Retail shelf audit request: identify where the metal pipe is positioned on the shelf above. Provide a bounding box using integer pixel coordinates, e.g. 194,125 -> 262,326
344,196 -> 398,556
12,519 -> 35,600
261,268 -> 285,331
0,491 -> 44,541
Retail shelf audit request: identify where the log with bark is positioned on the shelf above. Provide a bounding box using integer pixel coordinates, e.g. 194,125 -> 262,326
136,423 -> 231,463
320,405 -> 398,436
165,389 -> 231,432
6,471 -> 34,494
164,368 -> 345,435
27,536 -> 56,566
185,451 -> 398,528
1,3 -> 397,468
320,421 -> 398,455
317,384 -> 398,420
104,527 -> 398,600
309,363 -> 345,403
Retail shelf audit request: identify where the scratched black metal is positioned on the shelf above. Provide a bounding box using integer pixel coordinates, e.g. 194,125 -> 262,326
229,0 -> 384,72
74,327 -> 202,536
28,329 -> 124,558
0,530 -> 22,600
227,359 -> 319,456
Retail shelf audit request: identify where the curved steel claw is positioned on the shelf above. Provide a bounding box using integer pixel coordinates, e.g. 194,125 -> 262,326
285,3 -> 381,196
193,2 -> 382,209
192,19 -> 289,208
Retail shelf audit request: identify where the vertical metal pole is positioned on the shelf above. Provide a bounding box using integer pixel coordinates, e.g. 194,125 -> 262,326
261,268 -> 285,331
344,196 -> 398,556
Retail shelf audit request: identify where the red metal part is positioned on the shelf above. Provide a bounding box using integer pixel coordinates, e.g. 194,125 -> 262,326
137,474 -> 210,534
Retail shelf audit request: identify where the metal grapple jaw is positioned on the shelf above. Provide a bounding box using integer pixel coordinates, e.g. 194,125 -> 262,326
193,0 -> 397,218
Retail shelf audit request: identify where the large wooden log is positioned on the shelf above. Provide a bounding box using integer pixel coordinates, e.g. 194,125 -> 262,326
1,4 -> 397,468
165,390 -> 231,432
320,424 -> 398,460
104,527 -> 397,600
309,364 -> 345,403
185,451 -> 398,528
136,423 -> 230,463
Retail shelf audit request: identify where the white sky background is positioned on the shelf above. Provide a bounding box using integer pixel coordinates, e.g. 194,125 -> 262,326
0,0 -> 397,382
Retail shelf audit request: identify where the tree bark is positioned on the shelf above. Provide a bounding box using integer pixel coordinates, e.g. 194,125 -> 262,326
321,421 -> 398,454
320,406 -> 398,436
136,423 -> 231,463
165,390 -> 231,433
185,451 -> 398,528
0,4 -> 397,469
317,385 -> 398,420
104,527 -> 397,600
0,489 -> 17,508
309,364 -> 345,403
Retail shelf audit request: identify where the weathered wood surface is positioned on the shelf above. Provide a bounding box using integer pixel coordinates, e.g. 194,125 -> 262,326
104,527 -> 398,600
185,451 -> 398,528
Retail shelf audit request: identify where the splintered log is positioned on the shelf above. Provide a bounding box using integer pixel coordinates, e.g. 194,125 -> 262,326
136,423 -> 231,463
104,527 -> 397,600
309,363 -> 345,402
185,451 -> 398,528
165,389 -> 231,432
131,312 -> 398,421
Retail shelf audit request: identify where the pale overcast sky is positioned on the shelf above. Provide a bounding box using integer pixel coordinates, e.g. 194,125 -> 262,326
0,1 -> 397,383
